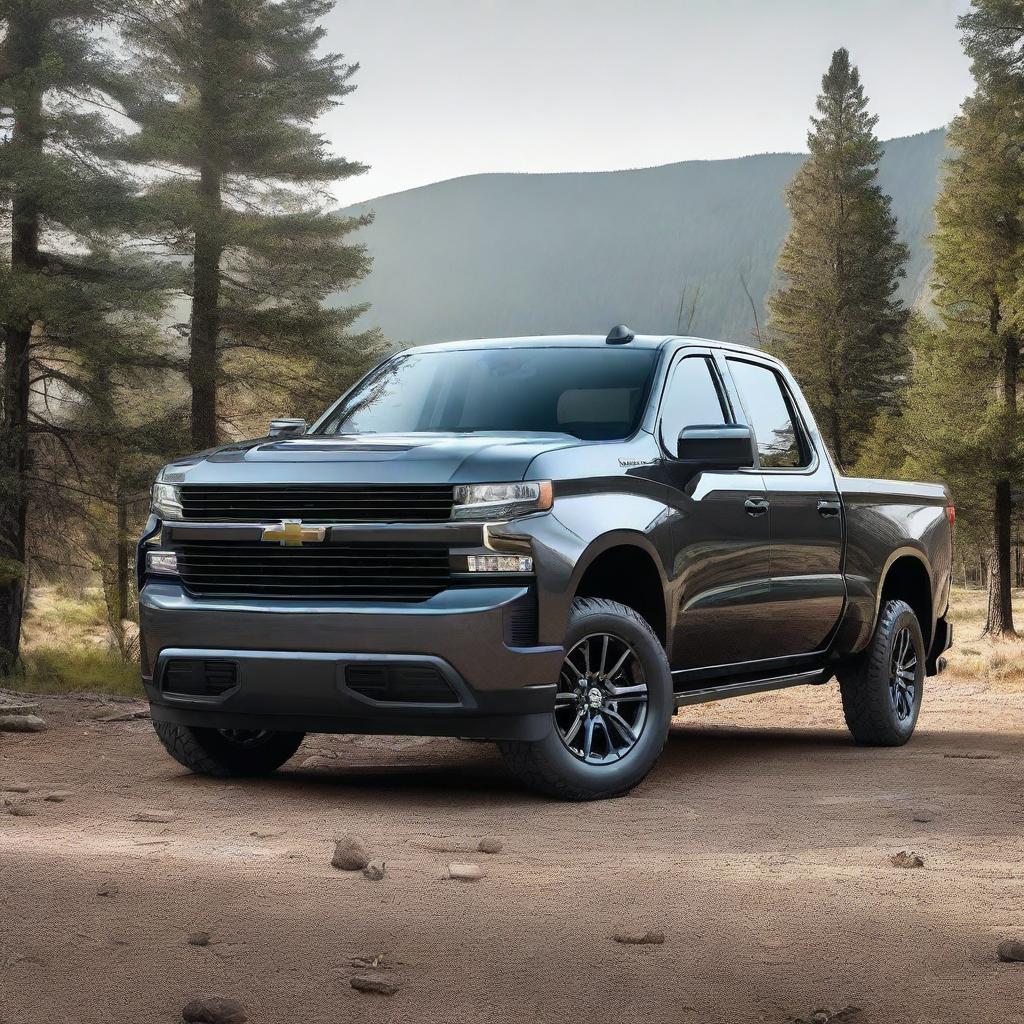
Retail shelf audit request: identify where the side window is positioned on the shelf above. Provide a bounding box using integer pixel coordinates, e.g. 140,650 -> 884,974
727,359 -> 807,469
659,356 -> 727,452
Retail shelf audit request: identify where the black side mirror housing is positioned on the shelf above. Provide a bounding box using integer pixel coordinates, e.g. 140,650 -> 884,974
268,418 -> 307,438
676,423 -> 756,468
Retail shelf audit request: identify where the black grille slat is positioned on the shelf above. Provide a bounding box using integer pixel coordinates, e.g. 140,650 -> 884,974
163,658 -> 238,697
344,663 -> 458,704
179,485 -> 455,523
174,541 -> 450,601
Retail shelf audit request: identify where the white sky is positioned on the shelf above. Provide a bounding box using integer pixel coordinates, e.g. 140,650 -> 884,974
319,0 -> 974,206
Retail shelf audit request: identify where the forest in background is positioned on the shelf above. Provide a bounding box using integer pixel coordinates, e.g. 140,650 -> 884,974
1,0 -> 1023,689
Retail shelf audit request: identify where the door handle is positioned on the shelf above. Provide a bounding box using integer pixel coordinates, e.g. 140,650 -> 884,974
817,499 -> 841,518
744,497 -> 769,517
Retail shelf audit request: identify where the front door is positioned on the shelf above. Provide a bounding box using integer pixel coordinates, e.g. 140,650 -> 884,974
725,357 -> 845,658
657,353 -> 774,673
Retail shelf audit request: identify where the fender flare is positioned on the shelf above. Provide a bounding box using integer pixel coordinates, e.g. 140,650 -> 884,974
869,546 -> 934,643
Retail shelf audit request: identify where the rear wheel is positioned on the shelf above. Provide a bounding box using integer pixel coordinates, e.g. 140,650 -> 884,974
499,597 -> 673,800
152,720 -> 305,777
838,598 -> 925,746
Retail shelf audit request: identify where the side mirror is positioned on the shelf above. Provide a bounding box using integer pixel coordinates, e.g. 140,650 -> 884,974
268,417 -> 307,438
676,423 -> 756,468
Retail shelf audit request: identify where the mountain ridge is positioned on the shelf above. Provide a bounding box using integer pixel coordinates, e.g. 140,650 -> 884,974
334,127 -> 948,347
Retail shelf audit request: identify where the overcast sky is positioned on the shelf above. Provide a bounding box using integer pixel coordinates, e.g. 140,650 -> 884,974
319,0 -> 974,206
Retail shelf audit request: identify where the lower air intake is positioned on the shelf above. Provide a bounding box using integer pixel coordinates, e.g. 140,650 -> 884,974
162,659 -> 238,697
344,663 -> 459,705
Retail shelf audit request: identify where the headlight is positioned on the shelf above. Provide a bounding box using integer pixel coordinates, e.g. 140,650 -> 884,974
151,482 -> 183,520
452,481 -> 552,520
145,550 -> 178,575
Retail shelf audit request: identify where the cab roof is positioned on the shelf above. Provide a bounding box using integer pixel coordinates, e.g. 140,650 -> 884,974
413,334 -> 759,354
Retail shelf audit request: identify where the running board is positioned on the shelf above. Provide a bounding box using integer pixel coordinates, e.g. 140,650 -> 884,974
673,667 -> 831,708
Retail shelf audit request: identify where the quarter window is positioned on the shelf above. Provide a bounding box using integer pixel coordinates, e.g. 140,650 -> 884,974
727,359 -> 806,469
659,356 -> 727,452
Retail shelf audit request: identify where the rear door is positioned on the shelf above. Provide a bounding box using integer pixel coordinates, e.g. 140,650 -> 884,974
657,351 -> 774,672
724,356 -> 845,658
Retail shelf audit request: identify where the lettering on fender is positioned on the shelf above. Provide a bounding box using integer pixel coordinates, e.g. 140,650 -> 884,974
618,457 -> 657,468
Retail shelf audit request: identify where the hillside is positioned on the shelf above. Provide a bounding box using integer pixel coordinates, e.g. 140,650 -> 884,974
335,128 -> 947,347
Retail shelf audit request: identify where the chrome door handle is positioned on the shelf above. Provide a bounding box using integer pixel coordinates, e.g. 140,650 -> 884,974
817,499 -> 841,518
744,497 -> 769,517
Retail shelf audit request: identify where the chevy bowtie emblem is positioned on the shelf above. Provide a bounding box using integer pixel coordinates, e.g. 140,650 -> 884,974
261,519 -> 326,546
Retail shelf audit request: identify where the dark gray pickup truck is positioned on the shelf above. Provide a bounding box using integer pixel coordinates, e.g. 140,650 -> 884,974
137,329 -> 953,799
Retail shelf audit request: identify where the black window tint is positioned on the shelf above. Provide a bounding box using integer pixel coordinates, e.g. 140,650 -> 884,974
659,356 -> 727,450
727,359 -> 806,469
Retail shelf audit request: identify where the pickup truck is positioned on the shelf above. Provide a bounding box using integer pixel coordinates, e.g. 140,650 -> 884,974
137,329 -> 954,800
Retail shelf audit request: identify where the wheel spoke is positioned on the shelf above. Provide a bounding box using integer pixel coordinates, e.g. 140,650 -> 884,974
563,709 -> 585,745
598,634 -> 609,677
582,716 -> 596,759
555,690 -> 578,706
604,647 -> 633,683
604,708 -> 638,744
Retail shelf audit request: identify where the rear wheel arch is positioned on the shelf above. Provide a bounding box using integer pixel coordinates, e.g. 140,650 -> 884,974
874,551 -> 934,649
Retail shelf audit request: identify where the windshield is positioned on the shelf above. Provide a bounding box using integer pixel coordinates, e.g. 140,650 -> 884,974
317,347 -> 659,441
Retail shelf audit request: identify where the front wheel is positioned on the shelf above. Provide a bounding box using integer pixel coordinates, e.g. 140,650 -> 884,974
837,598 -> 925,746
499,597 -> 673,800
152,720 -> 305,777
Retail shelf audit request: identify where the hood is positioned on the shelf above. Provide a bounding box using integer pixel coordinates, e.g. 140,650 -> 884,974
158,432 -> 581,486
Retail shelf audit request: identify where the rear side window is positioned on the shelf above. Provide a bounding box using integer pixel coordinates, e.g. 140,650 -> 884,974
659,356 -> 727,450
727,359 -> 807,469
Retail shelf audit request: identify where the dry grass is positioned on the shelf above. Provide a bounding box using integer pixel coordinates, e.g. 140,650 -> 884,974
5,582 -> 1024,698
944,586 -> 1024,690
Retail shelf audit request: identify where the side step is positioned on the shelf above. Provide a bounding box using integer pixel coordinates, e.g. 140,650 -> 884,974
674,667 -> 832,708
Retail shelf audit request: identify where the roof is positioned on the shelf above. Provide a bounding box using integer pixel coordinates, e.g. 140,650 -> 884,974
412,334 -> 760,354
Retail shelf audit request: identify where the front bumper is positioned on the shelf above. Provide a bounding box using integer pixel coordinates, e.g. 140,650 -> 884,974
140,582 -> 563,740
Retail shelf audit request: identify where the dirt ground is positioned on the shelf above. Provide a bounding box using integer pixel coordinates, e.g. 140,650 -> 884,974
2,672 -> 1023,1024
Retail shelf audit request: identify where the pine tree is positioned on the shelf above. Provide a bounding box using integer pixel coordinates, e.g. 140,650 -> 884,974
0,1 -> 170,671
121,0 -> 382,450
767,48 -> 910,469
924,0 -> 1024,636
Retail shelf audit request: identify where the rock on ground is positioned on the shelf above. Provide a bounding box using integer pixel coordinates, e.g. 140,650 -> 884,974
477,836 -> 504,854
44,791 -> 72,802
362,861 -> 386,880
181,995 -> 248,1023
448,862 -> 483,881
188,931 -> 212,947
997,939 -> 1024,962
331,835 -> 369,871
351,974 -> 399,996
890,851 -> 925,869
131,809 -> 175,823
0,714 -> 46,732
612,928 -> 666,945
2,783 -> 30,793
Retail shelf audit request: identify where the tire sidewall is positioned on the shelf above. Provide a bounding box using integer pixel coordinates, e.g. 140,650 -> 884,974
882,605 -> 925,740
533,600 -> 673,796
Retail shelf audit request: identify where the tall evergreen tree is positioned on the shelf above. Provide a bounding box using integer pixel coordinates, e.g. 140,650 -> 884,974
121,0 -> 382,450
0,1 -> 169,671
923,0 -> 1024,636
767,48 -> 910,469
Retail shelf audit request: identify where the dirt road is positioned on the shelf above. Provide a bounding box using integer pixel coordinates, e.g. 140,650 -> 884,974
1,679 -> 1023,1024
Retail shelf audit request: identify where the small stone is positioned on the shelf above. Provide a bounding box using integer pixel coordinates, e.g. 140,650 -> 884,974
350,974 -> 399,996
44,791 -> 72,803
7,801 -> 35,817
97,883 -> 120,897
612,928 -> 666,945
331,835 -> 369,871
997,939 -> 1024,962
477,837 -> 503,855
890,850 -> 924,869
188,931 -> 211,947
362,861 -> 386,881
448,862 -> 483,881
0,714 -> 46,733
181,995 -> 248,1023
2,784 -> 30,793
131,809 -> 175,823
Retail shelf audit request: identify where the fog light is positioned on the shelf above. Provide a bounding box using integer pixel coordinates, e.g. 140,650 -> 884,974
146,550 -> 178,575
466,554 -> 534,573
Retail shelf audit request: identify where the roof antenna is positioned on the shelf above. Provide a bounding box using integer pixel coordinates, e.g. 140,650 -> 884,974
606,324 -> 634,345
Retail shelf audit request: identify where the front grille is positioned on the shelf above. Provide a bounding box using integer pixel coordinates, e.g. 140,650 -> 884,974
162,658 -> 238,697
174,540 -> 450,601
344,663 -> 459,704
179,485 -> 454,523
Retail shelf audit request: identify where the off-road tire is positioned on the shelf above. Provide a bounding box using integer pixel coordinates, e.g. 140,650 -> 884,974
152,720 -> 305,777
499,597 -> 673,800
838,598 -> 925,746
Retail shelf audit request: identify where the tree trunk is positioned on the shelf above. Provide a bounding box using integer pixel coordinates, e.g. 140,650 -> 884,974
188,158 -> 223,450
116,486 -> 129,624
0,10 -> 44,672
985,324 -> 1018,636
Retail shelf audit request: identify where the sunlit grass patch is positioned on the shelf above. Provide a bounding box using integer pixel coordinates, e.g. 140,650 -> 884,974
11,645 -> 142,696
